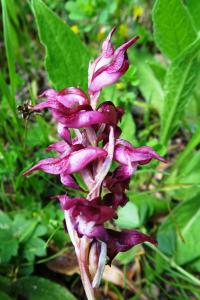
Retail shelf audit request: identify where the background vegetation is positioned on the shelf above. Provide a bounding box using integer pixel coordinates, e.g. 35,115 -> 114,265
1,0 -> 200,299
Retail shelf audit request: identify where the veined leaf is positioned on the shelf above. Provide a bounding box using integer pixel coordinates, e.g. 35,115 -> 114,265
160,38 -> 200,145
32,0 -> 90,91
120,111 -> 136,143
153,0 -> 197,60
174,122 -> 200,171
135,55 -> 164,113
13,276 -> 77,300
115,202 -> 140,229
128,192 -> 168,225
137,61 -> 164,112
0,291 -> 13,300
157,195 -> 200,266
187,0 -> 200,31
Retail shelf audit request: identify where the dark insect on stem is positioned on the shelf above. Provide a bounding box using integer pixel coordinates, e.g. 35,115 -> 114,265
17,100 -> 34,120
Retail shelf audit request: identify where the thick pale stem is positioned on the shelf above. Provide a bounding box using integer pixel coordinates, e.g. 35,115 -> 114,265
79,237 -> 97,300
68,124 -> 114,299
64,213 -> 97,300
64,211 -> 79,254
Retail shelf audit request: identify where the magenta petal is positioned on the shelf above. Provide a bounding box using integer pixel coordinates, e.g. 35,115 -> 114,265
57,195 -> 115,223
52,110 -> 117,128
82,225 -> 108,241
88,27 -> 116,87
129,146 -> 167,164
32,99 -> 66,112
103,192 -> 128,209
114,139 -> 166,165
56,87 -> 89,108
89,35 -> 139,94
23,147 -> 106,177
106,229 -> 157,263
60,173 -> 83,191
38,89 -> 58,99
23,156 -> 69,176
67,147 -> 107,173
101,27 -> 116,58
57,123 -> 71,143
113,164 -> 137,180
46,141 -> 71,154
38,87 -> 89,109
56,195 -> 114,241
107,36 -> 139,72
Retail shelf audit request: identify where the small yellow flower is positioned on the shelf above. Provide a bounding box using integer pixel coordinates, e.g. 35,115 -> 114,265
70,25 -> 79,34
133,5 -> 144,18
116,82 -> 126,90
119,24 -> 129,37
97,27 -> 106,41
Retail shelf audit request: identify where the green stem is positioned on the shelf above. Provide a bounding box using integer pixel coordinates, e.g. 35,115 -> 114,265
147,244 -> 200,286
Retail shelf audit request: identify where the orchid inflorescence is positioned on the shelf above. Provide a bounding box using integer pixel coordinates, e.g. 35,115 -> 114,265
24,27 -> 166,300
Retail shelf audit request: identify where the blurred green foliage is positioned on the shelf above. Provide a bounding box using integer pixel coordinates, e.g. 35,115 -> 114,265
1,0 -> 200,299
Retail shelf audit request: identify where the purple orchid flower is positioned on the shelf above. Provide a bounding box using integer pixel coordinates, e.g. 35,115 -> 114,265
88,27 -> 139,97
24,28 -> 166,300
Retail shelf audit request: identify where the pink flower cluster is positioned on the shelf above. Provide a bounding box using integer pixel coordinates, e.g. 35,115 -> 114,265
24,28 -> 166,299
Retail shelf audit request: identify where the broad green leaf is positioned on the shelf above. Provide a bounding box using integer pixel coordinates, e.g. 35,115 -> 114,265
23,236 -> 46,261
120,111 -> 136,143
0,291 -> 13,300
13,276 -> 77,300
0,230 -> 18,263
160,38 -> 200,145
116,246 -> 139,265
0,211 -> 12,228
153,0 -> 197,60
169,151 -> 200,201
135,55 -> 164,113
0,211 -> 18,263
32,0 -> 90,91
115,202 -> 140,229
191,258 -> 200,273
11,214 -> 34,240
128,192 -> 168,225
166,123 -> 200,199
174,123 -> 200,171
187,0 -> 200,31
157,195 -> 200,265
0,275 -> 11,295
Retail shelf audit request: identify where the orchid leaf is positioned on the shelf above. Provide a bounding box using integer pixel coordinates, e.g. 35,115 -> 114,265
153,0 -> 197,60
13,276 -> 77,300
32,0 -> 90,91
115,202 -> 140,229
160,38 -> 200,145
157,195 -> 200,266
187,0 -> 200,31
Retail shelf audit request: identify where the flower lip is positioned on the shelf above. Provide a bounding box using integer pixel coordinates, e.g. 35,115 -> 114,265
23,147 -> 107,178
37,87 -> 90,111
106,229 -> 157,264
52,110 -> 118,128
114,139 -> 167,165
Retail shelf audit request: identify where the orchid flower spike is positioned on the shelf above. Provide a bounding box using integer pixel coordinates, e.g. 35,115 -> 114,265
24,28 -> 166,300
